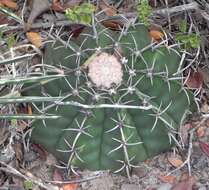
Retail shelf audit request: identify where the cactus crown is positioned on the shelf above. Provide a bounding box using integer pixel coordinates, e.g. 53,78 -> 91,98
87,52 -> 123,89
24,20 -> 197,176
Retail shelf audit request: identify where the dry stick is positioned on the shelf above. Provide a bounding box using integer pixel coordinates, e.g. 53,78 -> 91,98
122,2 -> 200,18
0,161 -> 107,187
46,171 -> 107,184
0,161 -> 58,190
3,2 -> 206,32
167,114 -> 208,177
167,130 -> 194,176
4,20 -> 81,31
153,1 -> 199,15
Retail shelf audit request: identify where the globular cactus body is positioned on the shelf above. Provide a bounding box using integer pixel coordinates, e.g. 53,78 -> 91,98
25,23 -> 196,174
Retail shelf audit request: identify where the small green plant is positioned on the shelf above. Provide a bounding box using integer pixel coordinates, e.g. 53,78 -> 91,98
0,28 -> 16,48
178,20 -> 187,33
176,20 -> 200,49
6,34 -> 15,48
65,3 -> 95,24
176,33 -> 200,49
23,180 -> 34,190
137,0 -> 152,26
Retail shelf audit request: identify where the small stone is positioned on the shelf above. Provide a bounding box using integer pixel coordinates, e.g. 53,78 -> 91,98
132,166 -> 148,178
198,186 -> 207,190
87,175 -> 114,190
156,183 -> 172,190
121,184 -> 139,190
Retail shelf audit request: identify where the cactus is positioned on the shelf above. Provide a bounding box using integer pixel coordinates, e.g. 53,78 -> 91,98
24,21 -> 197,175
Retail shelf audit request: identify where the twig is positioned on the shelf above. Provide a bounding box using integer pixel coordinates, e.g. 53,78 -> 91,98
118,2 -> 209,21
55,101 -> 153,110
3,20 -> 86,32
0,161 -> 108,188
3,2 -> 206,33
167,129 -> 195,176
153,2 -> 199,15
46,171 -> 108,184
112,2 -> 199,19
0,161 -> 58,190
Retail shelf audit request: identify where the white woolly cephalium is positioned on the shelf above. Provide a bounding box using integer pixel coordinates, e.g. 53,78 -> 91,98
87,52 -> 123,89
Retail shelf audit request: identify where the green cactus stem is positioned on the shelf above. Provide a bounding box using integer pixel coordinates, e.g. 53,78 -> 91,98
24,22 -> 197,176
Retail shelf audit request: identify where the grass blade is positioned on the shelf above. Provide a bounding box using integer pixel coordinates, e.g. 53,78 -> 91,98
0,7 -> 22,24
0,96 -> 64,104
0,114 -> 60,120
0,75 -> 65,85
0,54 -> 36,65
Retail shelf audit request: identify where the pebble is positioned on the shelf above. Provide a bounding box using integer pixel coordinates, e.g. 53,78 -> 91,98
156,183 -> 172,190
198,186 -> 207,190
121,184 -> 140,190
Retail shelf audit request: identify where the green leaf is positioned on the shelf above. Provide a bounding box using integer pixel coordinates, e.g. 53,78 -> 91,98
80,3 -> 95,14
137,0 -> 152,26
176,33 -> 200,49
65,3 -> 94,24
6,34 -> 15,48
79,14 -> 92,24
24,180 -> 34,190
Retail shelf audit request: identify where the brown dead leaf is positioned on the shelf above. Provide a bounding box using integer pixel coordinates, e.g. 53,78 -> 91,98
0,0 -> 17,10
26,0 -> 50,30
158,175 -> 176,184
144,159 -> 151,165
185,70 -> 203,89
51,0 -> 82,12
101,20 -> 122,30
199,141 -> 209,157
51,0 -> 64,11
26,31 -> 42,48
63,0 -> 82,9
13,142 -> 23,163
60,184 -> 77,190
28,104 -> 32,115
99,0 -> 117,16
53,168 -> 63,181
99,0 -> 122,30
0,13 -> 9,24
167,156 -> 183,168
198,67 -> 209,84
69,24 -> 85,38
179,173 -> 189,181
31,143 -> 47,161
196,126 -> 205,137
171,176 -> 195,190
149,30 -> 164,41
